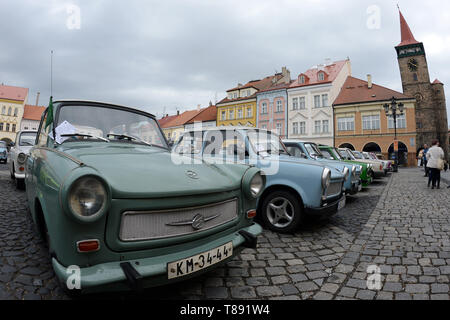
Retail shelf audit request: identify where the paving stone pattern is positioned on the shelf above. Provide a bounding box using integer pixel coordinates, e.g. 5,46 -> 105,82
0,163 -> 449,300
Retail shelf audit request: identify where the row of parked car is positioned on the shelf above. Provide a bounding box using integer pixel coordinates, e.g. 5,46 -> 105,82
7,100 -> 391,294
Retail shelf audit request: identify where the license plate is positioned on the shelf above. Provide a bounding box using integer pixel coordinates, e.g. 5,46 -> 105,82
167,242 -> 233,279
338,196 -> 346,211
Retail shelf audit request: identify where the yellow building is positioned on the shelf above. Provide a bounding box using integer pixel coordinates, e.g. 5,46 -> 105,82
0,85 -> 29,145
216,74 -> 283,127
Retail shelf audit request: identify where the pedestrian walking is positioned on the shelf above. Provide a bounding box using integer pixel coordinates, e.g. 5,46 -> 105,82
423,144 -> 429,177
426,140 -> 445,189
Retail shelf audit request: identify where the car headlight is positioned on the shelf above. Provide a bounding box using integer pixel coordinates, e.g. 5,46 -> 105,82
342,167 -> 350,181
249,172 -> 264,198
351,165 -> 356,177
322,168 -> 331,189
69,176 -> 107,220
17,153 -> 27,163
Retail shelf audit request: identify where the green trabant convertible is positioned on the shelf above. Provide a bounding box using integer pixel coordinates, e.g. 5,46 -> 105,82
25,100 -> 264,294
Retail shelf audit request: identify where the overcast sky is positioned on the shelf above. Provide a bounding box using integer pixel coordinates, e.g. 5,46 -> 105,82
1,0 -> 449,122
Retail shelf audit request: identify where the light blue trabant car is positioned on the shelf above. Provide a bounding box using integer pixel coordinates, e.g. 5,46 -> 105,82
174,127 -> 347,233
283,140 -> 362,195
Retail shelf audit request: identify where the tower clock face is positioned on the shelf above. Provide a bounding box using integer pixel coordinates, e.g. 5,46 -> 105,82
408,59 -> 418,72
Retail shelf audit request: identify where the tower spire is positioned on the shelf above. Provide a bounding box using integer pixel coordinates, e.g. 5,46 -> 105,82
398,9 -> 419,47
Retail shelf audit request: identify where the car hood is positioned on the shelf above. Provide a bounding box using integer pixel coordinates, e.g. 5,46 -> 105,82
59,143 -> 244,198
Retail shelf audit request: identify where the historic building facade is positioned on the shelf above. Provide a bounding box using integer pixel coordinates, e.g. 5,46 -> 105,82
216,70 -> 288,128
395,10 -> 449,158
256,67 -> 291,138
21,105 -> 46,131
287,59 -> 351,145
0,85 -> 29,145
334,76 -> 417,166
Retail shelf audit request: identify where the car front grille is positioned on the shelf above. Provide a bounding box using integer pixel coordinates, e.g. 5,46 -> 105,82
119,198 -> 239,242
325,182 -> 342,198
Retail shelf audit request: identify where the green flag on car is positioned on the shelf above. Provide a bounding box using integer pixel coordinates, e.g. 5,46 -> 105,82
45,96 -> 54,129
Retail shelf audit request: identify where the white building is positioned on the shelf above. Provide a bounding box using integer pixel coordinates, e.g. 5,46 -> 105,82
21,105 -> 46,131
287,59 -> 351,145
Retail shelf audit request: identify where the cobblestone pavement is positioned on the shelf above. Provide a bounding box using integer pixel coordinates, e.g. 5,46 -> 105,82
0,163 -> 449,300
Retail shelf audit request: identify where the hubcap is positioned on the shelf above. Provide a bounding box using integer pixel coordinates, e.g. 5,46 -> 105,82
266,197 -> 295,228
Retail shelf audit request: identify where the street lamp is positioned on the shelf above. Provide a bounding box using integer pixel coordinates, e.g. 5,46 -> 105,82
383,97 -> 405,172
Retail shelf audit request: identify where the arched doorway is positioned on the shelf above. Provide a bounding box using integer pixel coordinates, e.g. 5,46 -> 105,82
363,142 -> 382,153
1,137 -> 13,151
339,143 -> 355,151
388,142 -> 408,166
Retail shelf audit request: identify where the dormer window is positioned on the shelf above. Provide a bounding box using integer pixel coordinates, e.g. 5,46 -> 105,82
318,72 -> 325,81
299,75 -> 305,84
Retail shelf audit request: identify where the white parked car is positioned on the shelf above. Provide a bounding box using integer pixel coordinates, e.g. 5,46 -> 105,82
9,131 -> 37,189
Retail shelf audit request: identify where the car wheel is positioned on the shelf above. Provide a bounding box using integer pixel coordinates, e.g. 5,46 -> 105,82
16,178 -> 25,190
261,190 -> 304,233
10,164 -> 15,180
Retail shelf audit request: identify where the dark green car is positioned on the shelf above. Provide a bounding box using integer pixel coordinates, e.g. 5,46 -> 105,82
318,145 -> 373,187
25,100 -> 264,294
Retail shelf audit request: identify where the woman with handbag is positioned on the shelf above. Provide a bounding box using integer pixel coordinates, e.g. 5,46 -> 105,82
426,139 -> 445,189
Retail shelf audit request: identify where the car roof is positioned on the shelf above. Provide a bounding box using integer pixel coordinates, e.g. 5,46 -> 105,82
184,126 -> 273,133
53,99 -> 156,119
282,139 -> 315,144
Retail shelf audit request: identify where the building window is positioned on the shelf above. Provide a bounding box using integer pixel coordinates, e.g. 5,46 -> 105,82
12,124 -> 16,132
413,73 -> 418,81
221,111 -> 226,121
233,92 -> 237,99
292,98 -> 299,110
229,110 -> 234,120
1,106 -> 5,115
292,122 -> 299,135
338,117 -> 355,131
322,94 -> 328,107
299,97 -> 306,110
314,121 -> 321,134
6,123 -> 10,132
276,100 -> 282,113
261,102 -> 268,114
247,107 -> 252,118
0,123 -> 3,131
299,75 -> 305,84
362,115 -> 380,130
238,108 -> 243,119
228,93 -> 233,100
276,123 -> 282,135
322,120 -> 329,133
14,108 -> 18,117
247,90 -> 251,96
314,95 -> 321,108
388,114 -> 406,129
299,122 -> 306,135
7,107 -> 12,116
24,126 -> 29,130
318,72 -> 325,81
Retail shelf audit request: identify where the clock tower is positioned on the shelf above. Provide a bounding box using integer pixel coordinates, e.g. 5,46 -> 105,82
396,9 -> 449,159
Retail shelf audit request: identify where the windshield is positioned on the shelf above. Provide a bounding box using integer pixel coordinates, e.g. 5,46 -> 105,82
339,149 -> 355,160
247,130 -> 288,156
362,153 -> 371,160
56,104 -> 167,148
331,148 -> 344,160
304,143 -> 323,158
352,151 -> 364,159
319,148 -> 335,160
19,132 -> 37,146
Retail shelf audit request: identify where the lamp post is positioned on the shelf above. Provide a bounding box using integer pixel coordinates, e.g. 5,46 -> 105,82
383,97 -> 405,173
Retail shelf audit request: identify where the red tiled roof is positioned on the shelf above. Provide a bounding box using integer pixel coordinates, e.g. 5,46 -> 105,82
219,75 -> 283,104
0,84 -> 28,102
290,60 -> 348,89
159,109 -> 203,128
258,80 -> 294,93
23,105 -> 46,121
158,114 -> 178,128
333,76 -> 413,106
397,10 -> 420,47
186,105 -> 217,124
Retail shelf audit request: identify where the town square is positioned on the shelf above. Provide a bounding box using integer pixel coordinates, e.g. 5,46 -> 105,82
0,0 -> 449,306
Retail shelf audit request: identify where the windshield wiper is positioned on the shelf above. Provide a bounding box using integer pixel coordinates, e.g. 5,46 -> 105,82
106,133 -> 168,149
61,133 -> 109,142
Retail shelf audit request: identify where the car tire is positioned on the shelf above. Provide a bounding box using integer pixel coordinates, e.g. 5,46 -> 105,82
10,164 -> 15,180
16,178 -> 25,190
260,190 -> 304,233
